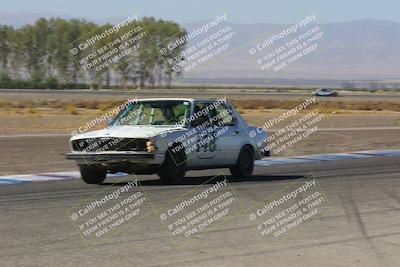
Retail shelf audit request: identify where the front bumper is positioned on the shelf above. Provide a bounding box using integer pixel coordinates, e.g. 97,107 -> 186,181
65,152 -> 155,162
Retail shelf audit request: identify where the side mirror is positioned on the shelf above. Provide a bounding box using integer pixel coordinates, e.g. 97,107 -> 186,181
106,117 -> 114,126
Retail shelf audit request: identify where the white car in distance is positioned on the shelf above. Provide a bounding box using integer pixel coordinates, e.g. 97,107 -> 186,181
314,88 -> 339,97
66,98 -> 268,184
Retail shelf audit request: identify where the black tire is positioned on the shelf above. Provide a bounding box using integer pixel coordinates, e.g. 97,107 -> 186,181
79,165 -> 107,184
230,146 -> 254,179
158,146 -> 186,184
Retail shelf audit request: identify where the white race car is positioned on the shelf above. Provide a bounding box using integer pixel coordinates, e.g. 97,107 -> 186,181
66,98 -> 268,184
314,88 -> 339,97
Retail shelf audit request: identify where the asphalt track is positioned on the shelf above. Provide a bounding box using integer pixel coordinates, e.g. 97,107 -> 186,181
1,88 -> 400,101
0,154 -> 399,266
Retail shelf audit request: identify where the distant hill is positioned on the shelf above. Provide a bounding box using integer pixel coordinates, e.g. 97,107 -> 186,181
181,19 -> 400,82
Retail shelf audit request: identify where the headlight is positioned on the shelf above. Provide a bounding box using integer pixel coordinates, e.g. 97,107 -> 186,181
146,140 -> 157,152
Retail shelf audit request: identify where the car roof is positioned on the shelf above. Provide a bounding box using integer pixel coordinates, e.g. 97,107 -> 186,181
137,98 -> 194,102
137,98 -> 223,102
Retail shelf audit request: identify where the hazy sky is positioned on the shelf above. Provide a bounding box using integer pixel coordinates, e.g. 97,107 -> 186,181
1,0 -> 400,24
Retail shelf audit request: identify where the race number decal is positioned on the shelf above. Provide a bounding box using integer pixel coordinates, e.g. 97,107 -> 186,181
196,132 -> 216,152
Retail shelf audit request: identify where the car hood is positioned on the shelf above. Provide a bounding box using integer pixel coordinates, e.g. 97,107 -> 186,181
70,125 -> 185,140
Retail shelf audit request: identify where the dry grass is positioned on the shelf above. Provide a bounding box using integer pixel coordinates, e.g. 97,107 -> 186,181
231,99 -> 400,112
0,99 -> 125,110
27,108 -> 37,114
0,98 -> 400,114
66,105 -> 79,115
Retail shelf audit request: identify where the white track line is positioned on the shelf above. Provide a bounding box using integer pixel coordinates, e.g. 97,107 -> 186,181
255,149 -> 400,166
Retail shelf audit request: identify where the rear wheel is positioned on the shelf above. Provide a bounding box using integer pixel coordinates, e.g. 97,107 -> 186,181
79,165 -> 107,184
230,146 -> 254,179
158,146 -> 186,184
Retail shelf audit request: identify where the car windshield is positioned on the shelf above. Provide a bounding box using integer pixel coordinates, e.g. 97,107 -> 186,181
111,100 -> 191,126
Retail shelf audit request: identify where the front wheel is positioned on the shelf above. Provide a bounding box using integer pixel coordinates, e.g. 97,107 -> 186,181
79,165 -> 107,184
158,146 -> 186,184
230,146 -> 254,179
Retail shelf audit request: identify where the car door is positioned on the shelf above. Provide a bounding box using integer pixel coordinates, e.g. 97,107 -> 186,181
189,101 -> 218,167
209,101 -> 242,165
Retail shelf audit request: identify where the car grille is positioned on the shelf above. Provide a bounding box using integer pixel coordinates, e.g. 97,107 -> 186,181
72,138 -> 147,152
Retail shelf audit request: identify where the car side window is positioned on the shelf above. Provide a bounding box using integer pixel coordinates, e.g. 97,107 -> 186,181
191,103 -> 212,128
211,103 -> 236,126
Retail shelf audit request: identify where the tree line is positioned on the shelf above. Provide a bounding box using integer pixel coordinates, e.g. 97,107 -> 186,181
0,17 -> 187,89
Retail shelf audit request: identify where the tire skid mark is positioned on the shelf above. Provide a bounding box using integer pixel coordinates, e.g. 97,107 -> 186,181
338,195 -> 352,223
345,189 -> 386,261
